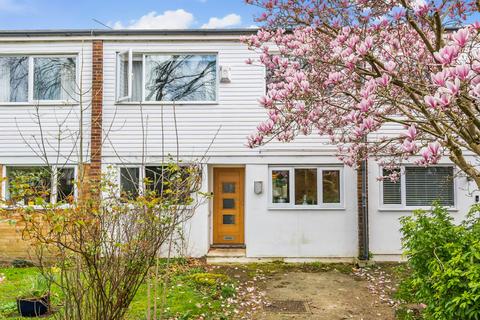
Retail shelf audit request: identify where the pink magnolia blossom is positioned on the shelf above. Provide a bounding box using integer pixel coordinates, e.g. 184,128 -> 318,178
403,125 -> 417,141
452,28 -> 470,47
243,0 -> 480,183
434,45 -> 460,65
424,95 -> 438,109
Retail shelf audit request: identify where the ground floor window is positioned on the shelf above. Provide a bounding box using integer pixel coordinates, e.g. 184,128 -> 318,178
270,166 -> 343,208
382,166 -> 455,207
119,165 -> 200,203
3,165 -> 76,205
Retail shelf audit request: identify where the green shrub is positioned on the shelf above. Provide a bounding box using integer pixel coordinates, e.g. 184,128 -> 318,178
400,204 -> 480,320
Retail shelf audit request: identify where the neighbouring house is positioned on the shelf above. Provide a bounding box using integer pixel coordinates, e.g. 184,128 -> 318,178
0,29 -> 478,263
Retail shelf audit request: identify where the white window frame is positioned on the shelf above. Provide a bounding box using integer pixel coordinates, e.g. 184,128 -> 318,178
116,50 -> 133,102
379,164 -> 457,210
31,55 -> 79,104
1,164 -> 77,208
268,165 -> 345,210
115,50 -> 219,105
0,53 -> 79,105
117,165 -> 144,197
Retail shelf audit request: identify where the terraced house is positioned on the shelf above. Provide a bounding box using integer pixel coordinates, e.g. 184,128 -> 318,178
0,29 -> 477,263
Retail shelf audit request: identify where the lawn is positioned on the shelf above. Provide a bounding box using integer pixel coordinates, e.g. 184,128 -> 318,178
0,260 -> 418,320
0,260 -> 250,320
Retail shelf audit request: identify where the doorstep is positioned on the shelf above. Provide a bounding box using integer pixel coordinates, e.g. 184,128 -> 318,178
206,247 -> 247,264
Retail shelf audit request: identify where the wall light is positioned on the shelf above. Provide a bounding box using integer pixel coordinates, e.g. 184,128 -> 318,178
254,181 -> 263,194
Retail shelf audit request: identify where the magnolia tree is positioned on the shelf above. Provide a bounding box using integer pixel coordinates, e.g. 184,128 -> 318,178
242,0 -> 480,186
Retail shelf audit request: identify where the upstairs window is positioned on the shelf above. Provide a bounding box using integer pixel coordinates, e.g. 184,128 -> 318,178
270,166 -> 343,208
117,52 -> 217,103
0,55 -> 76,103
382,166 -> 455,207
34,57 -> 76,101
0,56 -> 28,102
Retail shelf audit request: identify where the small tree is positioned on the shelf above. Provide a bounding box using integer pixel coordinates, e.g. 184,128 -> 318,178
243,0 -> 480,186
5,160 -> 204,320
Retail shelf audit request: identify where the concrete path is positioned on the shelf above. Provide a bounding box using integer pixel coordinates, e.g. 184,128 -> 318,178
258,271 -> 395,320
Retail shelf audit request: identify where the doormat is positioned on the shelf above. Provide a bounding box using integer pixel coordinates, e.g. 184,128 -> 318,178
264,300 -> 310,313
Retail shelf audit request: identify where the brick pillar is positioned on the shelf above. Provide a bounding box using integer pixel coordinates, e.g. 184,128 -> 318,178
0,164 -> 3,200
357,159 -> 369,260
90,40 -> 103,187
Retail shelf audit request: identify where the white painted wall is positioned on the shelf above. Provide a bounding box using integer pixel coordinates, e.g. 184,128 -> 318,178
368,158 -> 480,260
0,41 -> 92,165
244,163 -> 358,258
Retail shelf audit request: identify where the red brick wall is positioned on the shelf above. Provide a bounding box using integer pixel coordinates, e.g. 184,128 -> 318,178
90,40 -> 103,184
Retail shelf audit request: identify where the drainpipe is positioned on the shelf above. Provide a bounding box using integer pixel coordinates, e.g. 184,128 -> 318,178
359,156 -> 369,261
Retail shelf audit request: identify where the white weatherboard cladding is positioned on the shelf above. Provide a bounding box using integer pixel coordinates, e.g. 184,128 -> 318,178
0,41 -> 92,164
101,40 -> 332,160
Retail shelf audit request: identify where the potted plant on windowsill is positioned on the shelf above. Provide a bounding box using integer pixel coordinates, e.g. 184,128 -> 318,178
16,274 -> 51,317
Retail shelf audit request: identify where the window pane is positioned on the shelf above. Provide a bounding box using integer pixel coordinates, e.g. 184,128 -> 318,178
145,54 -> 216,102
118,54 -> 142,102
7,166 -> 51,204
57,167 -> 75,202
322,170 -> 340,203
405,167 -> 454,206
223,198 -> 235,209
272,170 -> 290,204
295,169 -> 318,205
382,169 -> 401,205
222,182 -> 235,193
145,166 -> 166,195
131,58 -> 142,101
0,57 -> 28,102
34,57 -> 76,100
145,166 -> 192,203
118,52 -> 129,100
120,167 -> 140,200
223,215 -> 235,225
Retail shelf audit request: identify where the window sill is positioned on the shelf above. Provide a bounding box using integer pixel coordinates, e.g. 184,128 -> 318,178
268,206 -> 346,211
114,101 -> 219,106
0,101 -> 79,107
377,207 -> 459,213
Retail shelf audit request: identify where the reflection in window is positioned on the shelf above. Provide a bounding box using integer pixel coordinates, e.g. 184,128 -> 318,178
7,166 -> 52,205
120,167 -> 140,200
0,57 -> 28,102
57,167 -> 75,203
145,54 -> 216,102
272,170 -> 289,204
323,170 -> 341,203
295,169 -> 318,205
34,57 -> 76,100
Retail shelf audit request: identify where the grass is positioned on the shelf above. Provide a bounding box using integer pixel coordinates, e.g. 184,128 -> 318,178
0,262 -> 237,320
0,261 -> 417,320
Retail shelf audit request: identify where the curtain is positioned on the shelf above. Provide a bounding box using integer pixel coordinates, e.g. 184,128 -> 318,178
0,60 -> 11,102
60,60 -> 75,101
131,61 -> 142,101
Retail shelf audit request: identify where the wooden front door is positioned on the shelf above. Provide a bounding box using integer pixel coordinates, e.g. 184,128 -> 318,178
213,168 -> 245,245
